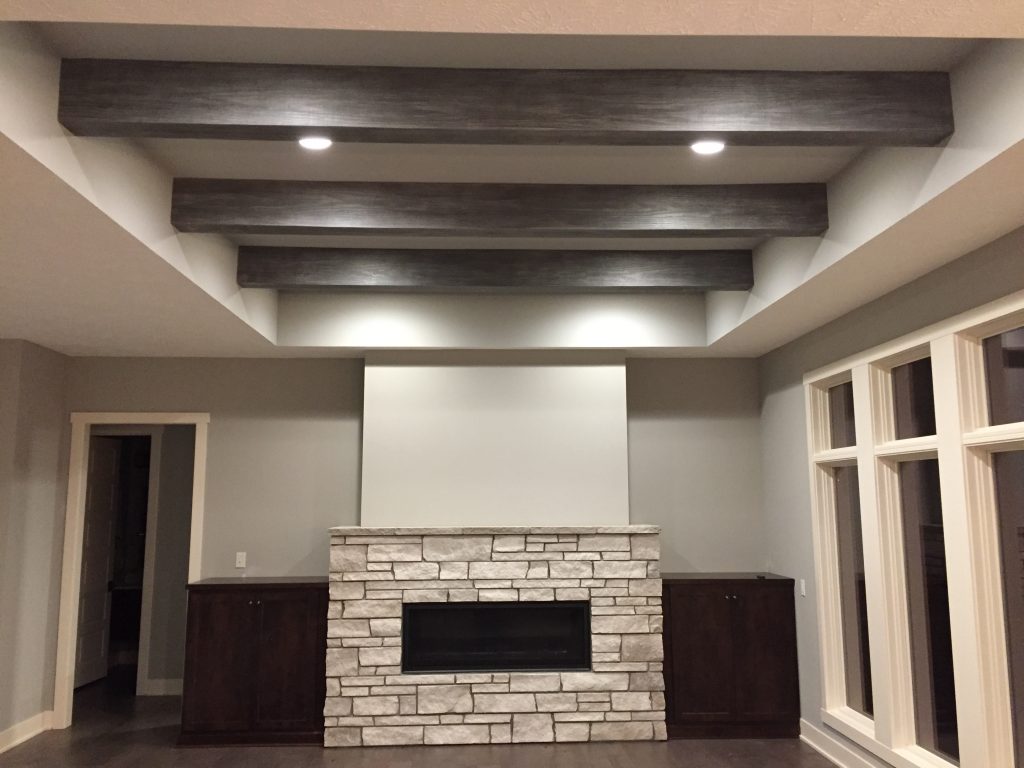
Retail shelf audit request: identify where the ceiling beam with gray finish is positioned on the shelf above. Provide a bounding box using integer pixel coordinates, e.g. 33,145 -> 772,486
59,60 -> 954,146
171,180 -> 828,238
236,247 -> 755,292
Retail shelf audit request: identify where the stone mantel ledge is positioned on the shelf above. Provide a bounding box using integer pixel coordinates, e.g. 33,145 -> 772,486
331,525 -> 660,536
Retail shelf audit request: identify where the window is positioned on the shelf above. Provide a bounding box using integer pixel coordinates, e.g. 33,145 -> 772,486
829,381 -> 856,449
835,465 -> 873,716
899,459 -> 958,763
985,326 -> 1024,426
806,298 -> 1024,768
995,451 -> 1024,765
893,358 -> 936,439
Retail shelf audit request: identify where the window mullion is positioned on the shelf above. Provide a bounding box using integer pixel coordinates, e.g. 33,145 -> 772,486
930,333 -> 1015,768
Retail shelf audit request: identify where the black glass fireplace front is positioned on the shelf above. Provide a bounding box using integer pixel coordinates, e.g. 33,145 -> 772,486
401,601 -> 591,673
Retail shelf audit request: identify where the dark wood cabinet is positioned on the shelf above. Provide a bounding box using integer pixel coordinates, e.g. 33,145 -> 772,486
662,573 -> 800,739
180,578 -> 328,746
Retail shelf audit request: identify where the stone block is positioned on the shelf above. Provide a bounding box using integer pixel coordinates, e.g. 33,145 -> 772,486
448,588 -> 480,602
593,561 -> 648,579
323,696 -> 352,716
629,672 -> 666,691
393,561 -> 439,580
362,726 -> 424,746
592,634 -> 621,653
469,561 -> 529,580
509,673 -> 561,692
423,536 -> 492,561
475,693 -> 538,713
577,535 -> 630,551
465,713 -> 512,723
329,581 -> 364,600
400,695 -> 417,715
491,723 -> 512,743
653,721 -> 668,740
472,683 -> 510,693
630,535 -> 659,560
591,615 -> 649,634
590,721 -> 654,741
518,588 -> 555,601
548,561 -> 593,579
424,725 -> 490,744
560,672 -> 630,691
526,562 -> 549,578
328,619 -> 370,638
479,589 -> 519,601
331,545 -> 367,572
418,684 -> 473,714
493,535 -> 526,552
611,692 -> 652,711
402,589 -> 449,602
358,646 -> 401,667
326,648 -> 359,676
353,696 -> 400,716
343,599 -> 402,618
621,635 -> 664,662
512,713 -> 554,742
439,561 -> 469,579
535,693 -> 578,712
367,543 -> 422,562
369,618 -> 401,637
555,588 -> 589,600
554,711 -> 604,722
324,727 -> 361,747
576,692 -> 610,702
627,579 -> 662,597
555,722 -> 590,742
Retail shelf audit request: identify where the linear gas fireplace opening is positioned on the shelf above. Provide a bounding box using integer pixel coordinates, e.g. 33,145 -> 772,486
402,601 -> 592,673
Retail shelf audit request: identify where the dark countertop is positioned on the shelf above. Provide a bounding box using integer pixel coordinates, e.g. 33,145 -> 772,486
187,576 -> 328,588
661,572 -> 792,582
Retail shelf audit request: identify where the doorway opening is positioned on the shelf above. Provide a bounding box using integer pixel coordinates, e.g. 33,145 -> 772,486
68,421 -> 199,722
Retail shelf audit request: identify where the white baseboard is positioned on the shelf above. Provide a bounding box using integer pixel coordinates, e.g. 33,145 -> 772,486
801,719 -> 889,768
0,710 -> 52,754
136,678 -> 183,696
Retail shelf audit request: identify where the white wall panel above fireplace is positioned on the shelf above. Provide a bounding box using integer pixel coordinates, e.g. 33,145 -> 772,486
361,364 -> 629,527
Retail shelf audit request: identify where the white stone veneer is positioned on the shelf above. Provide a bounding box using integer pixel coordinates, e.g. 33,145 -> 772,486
325,525 -> 666,747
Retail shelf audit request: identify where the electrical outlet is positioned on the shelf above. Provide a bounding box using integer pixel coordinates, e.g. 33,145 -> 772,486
235,551 -> 247,569
800,579 -> 807,597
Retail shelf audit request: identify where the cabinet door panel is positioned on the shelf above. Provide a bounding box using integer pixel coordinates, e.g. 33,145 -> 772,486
732,584 -> 800,721
665,583 -> 736,722
253,589 -> 327,732
182,591 -> 256,732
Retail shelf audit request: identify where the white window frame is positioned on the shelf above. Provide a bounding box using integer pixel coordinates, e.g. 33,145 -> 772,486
805,290 -> 1024,768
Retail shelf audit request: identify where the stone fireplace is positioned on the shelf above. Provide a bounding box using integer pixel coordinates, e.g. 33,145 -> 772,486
325,525 -> 666,747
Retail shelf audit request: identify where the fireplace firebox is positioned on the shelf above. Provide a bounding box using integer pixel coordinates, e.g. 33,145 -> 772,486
402,600 -> 591,673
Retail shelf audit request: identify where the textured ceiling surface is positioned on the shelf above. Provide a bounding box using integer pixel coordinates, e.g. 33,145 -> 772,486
5,1 -> 1023,38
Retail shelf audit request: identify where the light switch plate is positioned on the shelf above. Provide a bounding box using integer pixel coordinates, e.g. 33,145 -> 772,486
235,551 -> 247,569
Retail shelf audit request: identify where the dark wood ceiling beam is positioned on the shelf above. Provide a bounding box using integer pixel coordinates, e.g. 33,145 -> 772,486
59,60 -> 953,146
236,247 -> 754,292
171,180 -> 828,237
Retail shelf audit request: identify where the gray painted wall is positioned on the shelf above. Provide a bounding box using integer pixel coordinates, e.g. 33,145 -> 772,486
0,341 -> 68,735
627,358 -> 764,573
147,425 -> 194,680
757,225 -> 1024,750
66,358 -> 364,578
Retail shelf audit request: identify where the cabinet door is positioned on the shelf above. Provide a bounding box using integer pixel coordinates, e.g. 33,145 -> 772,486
732,583 -> 800,722
182,590 -> 256,733
252,588 -> 327,733
664,583 -> 737,722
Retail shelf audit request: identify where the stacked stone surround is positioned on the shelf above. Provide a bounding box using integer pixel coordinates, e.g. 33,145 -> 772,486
325,525 -> 666,747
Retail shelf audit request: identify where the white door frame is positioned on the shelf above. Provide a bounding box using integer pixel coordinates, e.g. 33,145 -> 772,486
54,412 -> 209,729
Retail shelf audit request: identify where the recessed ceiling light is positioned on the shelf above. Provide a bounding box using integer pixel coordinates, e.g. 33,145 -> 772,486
298,136 -> 333,150
690,140 -> 726,155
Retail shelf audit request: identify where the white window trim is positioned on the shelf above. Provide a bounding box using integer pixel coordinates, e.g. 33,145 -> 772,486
805,289 -> 1024,768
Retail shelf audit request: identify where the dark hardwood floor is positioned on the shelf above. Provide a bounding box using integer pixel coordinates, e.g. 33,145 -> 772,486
1,670 -> 837,768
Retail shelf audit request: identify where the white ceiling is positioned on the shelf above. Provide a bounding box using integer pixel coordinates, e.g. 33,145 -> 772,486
38,23 -> 978,70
